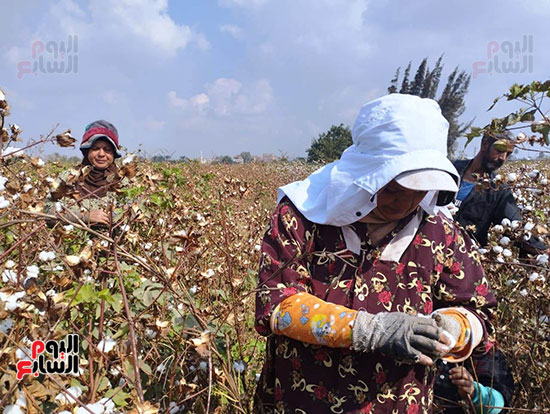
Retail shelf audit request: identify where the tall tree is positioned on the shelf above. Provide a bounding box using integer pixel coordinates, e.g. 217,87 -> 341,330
388,68 -> 400,94
399,62 -> 412,94
388,56 -> 472,157
410,58 -> 427,96
306,124 -> 352,163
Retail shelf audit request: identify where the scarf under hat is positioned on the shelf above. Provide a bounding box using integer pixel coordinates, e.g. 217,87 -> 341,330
75,157 -> 120,199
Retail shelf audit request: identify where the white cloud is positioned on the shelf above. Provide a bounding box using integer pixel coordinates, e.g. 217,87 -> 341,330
218,0 -> 268,7
168,91 -> 188,109
96,0 -> 209,56
8,0 -> 209,64
220,24 -> 243,39
191,93 -> 210,114
169,78 -> 272,116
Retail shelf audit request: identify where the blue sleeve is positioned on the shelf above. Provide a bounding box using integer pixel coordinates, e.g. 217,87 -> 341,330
471,381 -> 505,414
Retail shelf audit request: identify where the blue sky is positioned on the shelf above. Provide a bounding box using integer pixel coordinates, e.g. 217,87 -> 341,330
1,0 -> 548,160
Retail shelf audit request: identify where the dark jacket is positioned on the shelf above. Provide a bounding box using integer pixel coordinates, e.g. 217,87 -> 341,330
453,159 -> 546,251
433,347 -> 515,414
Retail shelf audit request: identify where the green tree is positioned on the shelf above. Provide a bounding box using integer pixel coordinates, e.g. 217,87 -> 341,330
387,56 -> 472,157
306,124 -> 352,163
239,151 -> 253,164
219,155 -> 234,164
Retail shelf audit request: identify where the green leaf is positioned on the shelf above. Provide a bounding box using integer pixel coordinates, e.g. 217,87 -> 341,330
531,122 -> 550,145
520,110 -> 536,122
104,387 -> 131,407
487,96 -> 502,111
464,127 -> 484,146
139,360 -> 152,376
96,376 -> 111,392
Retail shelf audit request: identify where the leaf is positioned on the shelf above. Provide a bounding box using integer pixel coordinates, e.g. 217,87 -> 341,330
520,109 -> 536,122
77,284 -> 96,304
96,376 -> 111,392
531,122 -> 550,145
191,331 -> 211,357
104,387 -> 131,407
487,96 -> 502,111
139,359 -> 152,376
464,127 -> 483,146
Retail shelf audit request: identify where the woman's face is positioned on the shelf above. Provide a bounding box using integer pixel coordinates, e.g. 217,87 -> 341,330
366,180 -> 427,223
87,139 -> 115,170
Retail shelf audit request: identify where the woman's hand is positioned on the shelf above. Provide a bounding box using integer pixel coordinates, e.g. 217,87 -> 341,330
87,209 -> 111,225
352,312 -> 452,366
449,366 -> 475,398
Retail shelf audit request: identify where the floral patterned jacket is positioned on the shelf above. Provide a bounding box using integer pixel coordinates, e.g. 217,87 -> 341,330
254,197 -> 496,414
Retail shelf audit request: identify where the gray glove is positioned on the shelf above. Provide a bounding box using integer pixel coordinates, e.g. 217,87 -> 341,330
352,311 -> 443,361
432,312 -> 463,351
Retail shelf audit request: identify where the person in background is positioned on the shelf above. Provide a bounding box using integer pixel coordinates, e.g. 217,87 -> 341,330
434,346 -> 515,414
44,120 -> 127,226
254,94 -> 497,413
452,131 -> 547,253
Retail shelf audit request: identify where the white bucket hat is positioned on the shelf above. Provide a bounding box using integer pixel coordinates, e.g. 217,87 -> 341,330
278,93 -> 459,226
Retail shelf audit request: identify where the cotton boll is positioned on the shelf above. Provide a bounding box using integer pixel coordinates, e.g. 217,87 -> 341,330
54,386 -> 83,405
233,360 -> 246,374
511,220 -> 521,229
2,269 -> 18,283
493,225 -> 504,234
520,289 -> 528,296
524,222 -> 535,231
501,218 -> 511,227
76,403 -> 105,414
4,405 -> 23,414
169,402 -> 181,414
536,254 -> 549,265
528,169 -> 540,179
502,249 -> 512,258
499,236 -> 511,246
97,337 -> 117,353
541,178 -> 548,185
0,196 -> 10,208
507,173 -> 517,182
0,175 -> 8,191
478,248 -> 488,255
26,265 -> 39,278
39,251 -> 56,261
492,246 -> 503,254
199,361 -> 208,371
0,291 -> 25,311
0,318 -> 14,334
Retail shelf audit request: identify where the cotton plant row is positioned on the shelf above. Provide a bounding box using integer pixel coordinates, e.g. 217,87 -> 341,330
1,89 -> 317,412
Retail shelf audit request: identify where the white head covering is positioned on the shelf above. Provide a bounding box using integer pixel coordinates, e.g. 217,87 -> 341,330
278,93 -> 459,227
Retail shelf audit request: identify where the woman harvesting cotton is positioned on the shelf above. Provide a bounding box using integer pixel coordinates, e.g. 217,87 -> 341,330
45,120 -> 128,227
254,94 -> 496,413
